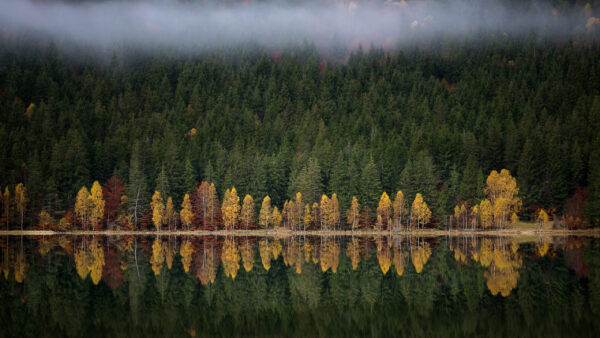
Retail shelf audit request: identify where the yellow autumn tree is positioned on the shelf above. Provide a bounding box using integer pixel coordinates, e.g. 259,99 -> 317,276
180,193 -> 193,230
303,204 -> 313,231
392,190 -> 406,230
331,193 -> 340,230
165,197 -> 177,231
346,196 -> 360,230
479,199 -> 494,228
259,196 -> 272,229
320,194 -> 333,230
222,187 -> 240,230
271,206 -> 282,228
484,169 -> 521,228
537,209 -> 551,229
14,183 -> 27,231
90,181 -> 105,230
151,191 -> 165,231
239,194 -> 254,229
75,186 -> 93,229
295,192 -> 303,230
377,192 -> 392,230
411,193 -> 431,229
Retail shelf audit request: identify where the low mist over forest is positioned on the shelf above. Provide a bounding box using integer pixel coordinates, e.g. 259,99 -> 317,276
1,0 -> 600,229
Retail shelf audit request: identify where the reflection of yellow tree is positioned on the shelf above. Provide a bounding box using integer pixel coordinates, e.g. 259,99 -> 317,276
477,239 -> 522,297
89,241 -> 105,285
14,250 -> 27,283
346,238 -> 361,270
221,239 -> 240,279
302,241 -> 313,263
150,238 -> 164,276
180,240 -> 193,273
165,243 -> 175,270
393,245 -> 406,276
2,245 -> 9,280
75,245 -> 90,280
271,240 -> 282,260
241,240 -> 255,272
536,240 -> 551,257
319,239 -> 340,273
377,245 -> 392,275
411,242 -> 432,273
74,240 -> 105,284
259,239 -> 272,271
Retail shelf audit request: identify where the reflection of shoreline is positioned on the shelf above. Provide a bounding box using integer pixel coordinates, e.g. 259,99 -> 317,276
1,229 -> 600,237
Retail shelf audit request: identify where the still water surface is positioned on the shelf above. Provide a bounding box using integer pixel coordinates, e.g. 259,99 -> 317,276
1,235 -> 599,337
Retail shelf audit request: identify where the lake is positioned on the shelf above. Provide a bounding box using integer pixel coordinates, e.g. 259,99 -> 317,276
1,235 -> 599,337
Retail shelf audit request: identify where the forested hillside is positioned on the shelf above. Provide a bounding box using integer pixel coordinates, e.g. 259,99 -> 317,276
1,1 -> 600,229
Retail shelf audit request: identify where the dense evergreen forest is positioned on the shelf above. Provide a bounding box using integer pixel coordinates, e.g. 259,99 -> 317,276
2,1 -> 600,229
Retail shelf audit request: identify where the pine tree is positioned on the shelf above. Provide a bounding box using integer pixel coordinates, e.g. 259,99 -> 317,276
127,144 -> 147,228
360,157 -> 382,210
586,139 -> 600,226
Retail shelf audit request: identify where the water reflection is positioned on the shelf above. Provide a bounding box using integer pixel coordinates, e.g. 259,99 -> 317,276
1,235 -> 600,336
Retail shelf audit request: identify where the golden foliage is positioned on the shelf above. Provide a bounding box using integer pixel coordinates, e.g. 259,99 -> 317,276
303,204 -> 313,230
393,190 -> 406,229
259,196 -> 272,228
221,239 -> 240,279
14,251 -> 27,283
479,199 -> 494,228
151,191 -> 165,230
75,186 -> 92,228
90,181 -> 105,229
222,187 -> 241,230
346,238 -> 361,270
241,241 -> 255,272
411,193 -> 431,228
180,194 -> 193,230
271,206 -> 282,228
240,194 -> 255,228
259,239 -> 272,271
377,192 -> 392,230
180,240 -> 193,273
393,245 -> 406,276
150,238 -> 164,276
484,169 -> 521,228
411,242 -> 432,273
377,245 -> 392,275
74,240 -> 105,285
537,209 -> 551,229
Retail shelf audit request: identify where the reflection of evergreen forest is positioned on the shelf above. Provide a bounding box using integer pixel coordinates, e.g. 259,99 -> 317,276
1,235 -> 599,336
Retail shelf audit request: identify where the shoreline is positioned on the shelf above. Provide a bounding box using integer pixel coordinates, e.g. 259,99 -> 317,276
0,228 -> 599,237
